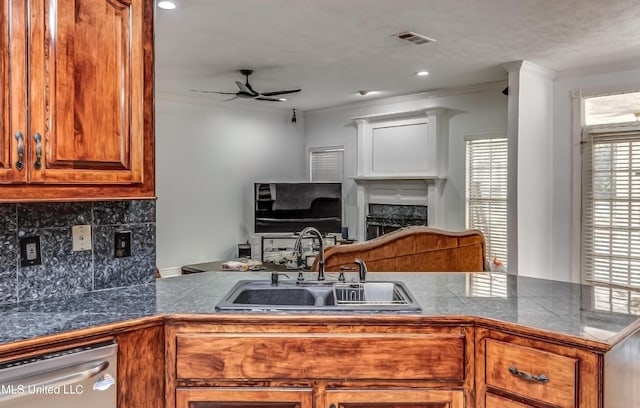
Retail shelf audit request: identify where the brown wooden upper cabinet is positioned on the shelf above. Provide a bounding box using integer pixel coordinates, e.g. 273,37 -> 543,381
0,0 -> 154,201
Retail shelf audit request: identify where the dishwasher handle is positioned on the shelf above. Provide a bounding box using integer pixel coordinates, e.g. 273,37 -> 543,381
0,359 -> 110,403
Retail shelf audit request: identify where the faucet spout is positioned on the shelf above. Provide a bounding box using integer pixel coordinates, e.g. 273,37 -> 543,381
354,258 -> 368,282
294,226 -> 326,281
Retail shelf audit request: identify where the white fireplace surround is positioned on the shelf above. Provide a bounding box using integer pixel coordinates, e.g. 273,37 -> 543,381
351,108 -> 448,241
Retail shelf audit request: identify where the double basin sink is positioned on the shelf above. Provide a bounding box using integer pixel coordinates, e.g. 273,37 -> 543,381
215,279 -> 422,313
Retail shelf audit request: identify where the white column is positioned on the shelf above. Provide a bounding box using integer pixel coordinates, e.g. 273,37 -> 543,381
503,60 -> 556,278
355,182 -> 367,241
424,107 -> 448,177
355,119 -> 368,177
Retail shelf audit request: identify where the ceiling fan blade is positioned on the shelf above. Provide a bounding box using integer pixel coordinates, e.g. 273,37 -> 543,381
260,89 -> 301,97
244,82 -> 259,96
236,81 -> 258,96
189,90 -> 237,95
255,97 -> 283,102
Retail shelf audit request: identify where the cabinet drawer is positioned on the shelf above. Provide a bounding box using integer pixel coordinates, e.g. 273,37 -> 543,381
176,333 -> 465,381
486,393 -> 535,408
485,339 -> 577,408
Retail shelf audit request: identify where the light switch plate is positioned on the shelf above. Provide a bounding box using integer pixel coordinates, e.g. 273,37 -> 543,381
72,225 -> 92,251
114,231 -> 132,258
20,236 -> 42,267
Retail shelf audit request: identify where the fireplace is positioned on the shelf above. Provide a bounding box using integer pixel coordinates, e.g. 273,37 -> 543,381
366,204 -> 428,240
351,108 -> 447,241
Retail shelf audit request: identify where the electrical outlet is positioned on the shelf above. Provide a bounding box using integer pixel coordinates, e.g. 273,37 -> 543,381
20,236 -> 42,267
114,231 -> 132,258
72,225 -> 92,251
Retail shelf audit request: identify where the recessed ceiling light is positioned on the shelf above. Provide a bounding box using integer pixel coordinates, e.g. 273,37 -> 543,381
278,98 -> 288,102
157,1 -> 176,10
416,71 -> 429,76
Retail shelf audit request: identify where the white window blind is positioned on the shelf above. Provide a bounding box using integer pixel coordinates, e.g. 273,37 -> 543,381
310,148 -> 344,182
582,128 -> 640,289
465,138 -> 508,266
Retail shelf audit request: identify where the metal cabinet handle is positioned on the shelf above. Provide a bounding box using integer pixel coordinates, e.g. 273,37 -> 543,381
15,131 -> 24,170
508,365 -> 549,384
33,132 -> 42,170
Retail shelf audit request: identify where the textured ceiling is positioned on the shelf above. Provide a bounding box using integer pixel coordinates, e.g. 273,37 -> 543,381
155,0 -> 640,111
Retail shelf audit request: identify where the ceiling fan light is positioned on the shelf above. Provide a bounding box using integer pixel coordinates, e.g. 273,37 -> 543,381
278,98 -> 287,102
157,1 -> 176,10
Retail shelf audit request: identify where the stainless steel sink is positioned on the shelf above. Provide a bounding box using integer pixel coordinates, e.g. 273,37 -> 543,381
215,279 -> 422,312
233,287 -> 319,306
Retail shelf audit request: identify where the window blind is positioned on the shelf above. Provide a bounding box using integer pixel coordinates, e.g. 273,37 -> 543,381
465,138 -> 508,266
310,148 -> 344,182
582,128 -> 640,289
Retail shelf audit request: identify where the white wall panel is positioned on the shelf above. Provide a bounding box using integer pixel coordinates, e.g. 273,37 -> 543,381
371,123 -> 431,174
155,96 -> 305,270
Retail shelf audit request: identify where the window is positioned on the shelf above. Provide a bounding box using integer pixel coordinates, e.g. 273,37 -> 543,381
581,90 -> 640,289
582,127 -> 640,289
310,147 -> 344,182
584,91 -> 640,126
465,137 -> 508,267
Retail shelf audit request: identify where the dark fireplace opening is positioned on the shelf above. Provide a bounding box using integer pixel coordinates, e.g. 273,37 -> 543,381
365,204 -> 428,240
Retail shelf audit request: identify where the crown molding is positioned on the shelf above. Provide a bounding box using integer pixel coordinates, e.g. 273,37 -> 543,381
305,80 -> 507,117
503,60 -> 556,79
555,57 -> 640,80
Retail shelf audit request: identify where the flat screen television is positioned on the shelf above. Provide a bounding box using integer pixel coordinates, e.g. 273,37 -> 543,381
254,182 -> 342,234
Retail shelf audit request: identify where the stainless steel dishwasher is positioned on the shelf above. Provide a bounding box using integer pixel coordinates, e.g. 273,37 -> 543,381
0,341 -> 117,408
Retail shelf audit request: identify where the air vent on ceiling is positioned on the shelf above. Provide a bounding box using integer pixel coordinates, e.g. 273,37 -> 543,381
394,31 -> 435,45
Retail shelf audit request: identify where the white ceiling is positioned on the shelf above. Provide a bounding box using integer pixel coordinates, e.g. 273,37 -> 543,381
154,0 -> 640,112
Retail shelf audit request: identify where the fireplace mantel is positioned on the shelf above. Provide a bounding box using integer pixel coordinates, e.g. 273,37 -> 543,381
353,175 -> 445,183
351,108 -> 449,241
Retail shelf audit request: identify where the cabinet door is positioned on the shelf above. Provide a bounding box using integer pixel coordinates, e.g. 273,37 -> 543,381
486,393 -> 535,408
326,389 -> 464,408
176,388 -> 314,408
0,0 -> 28,183
28,0 -> 145,184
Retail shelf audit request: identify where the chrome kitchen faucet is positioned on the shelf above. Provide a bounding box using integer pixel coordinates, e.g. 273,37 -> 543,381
294,226 -> 325,281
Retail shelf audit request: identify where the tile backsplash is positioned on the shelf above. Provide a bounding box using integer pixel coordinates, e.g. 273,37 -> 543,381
0,200 -> 156,305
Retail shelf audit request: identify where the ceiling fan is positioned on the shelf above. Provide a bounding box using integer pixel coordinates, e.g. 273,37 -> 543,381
190,69 -> 301,102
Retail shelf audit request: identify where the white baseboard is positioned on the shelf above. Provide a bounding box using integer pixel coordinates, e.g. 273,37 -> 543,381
158,267 -> 182,278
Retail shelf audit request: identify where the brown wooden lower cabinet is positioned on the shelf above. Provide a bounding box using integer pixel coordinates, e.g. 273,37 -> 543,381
166,322 -> 473,408
175,388 -> 464,408
165,318 -> 640,408
475,328 -> 601,408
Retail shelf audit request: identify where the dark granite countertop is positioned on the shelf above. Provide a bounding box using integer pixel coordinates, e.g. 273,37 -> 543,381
1,271 -> 639,347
